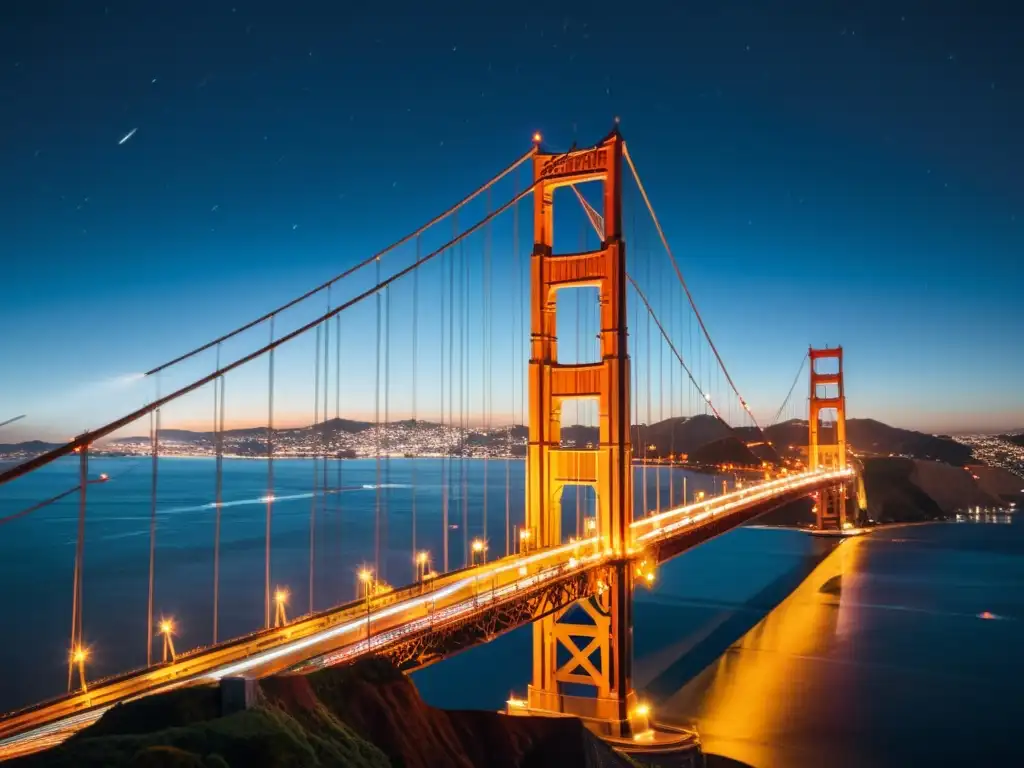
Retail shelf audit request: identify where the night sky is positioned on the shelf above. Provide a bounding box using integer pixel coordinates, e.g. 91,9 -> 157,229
1,0 -> 1022,439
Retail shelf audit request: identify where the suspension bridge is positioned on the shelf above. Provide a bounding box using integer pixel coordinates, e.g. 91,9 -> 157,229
0,129 -> 860,758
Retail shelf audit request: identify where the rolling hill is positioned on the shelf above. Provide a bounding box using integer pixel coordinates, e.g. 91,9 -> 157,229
761,418 -> 973,467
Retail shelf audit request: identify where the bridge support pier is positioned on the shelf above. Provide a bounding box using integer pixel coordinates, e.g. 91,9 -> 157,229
524,561 -> 645,738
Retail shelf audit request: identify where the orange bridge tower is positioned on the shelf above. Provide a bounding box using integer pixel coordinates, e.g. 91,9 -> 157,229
518,130 -> 646,738
808,346 -> 849,529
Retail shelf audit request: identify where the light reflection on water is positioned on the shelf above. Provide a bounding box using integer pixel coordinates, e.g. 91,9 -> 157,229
416,520 -> 1024,767
655,522 -> 1024,767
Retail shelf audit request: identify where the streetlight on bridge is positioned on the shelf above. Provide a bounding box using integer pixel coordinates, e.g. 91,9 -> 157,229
273,588 -> 289,627
69,646 -> 89,693
518,528 -> 532,554
158,619 -> 177,662
415,551 -> 430,582
471,538 -> 488,566
358,568 -> 375,644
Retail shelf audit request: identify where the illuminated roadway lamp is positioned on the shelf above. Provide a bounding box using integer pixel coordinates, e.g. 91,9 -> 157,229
532,131 -> 542,144
471,538 -> 487,565
70,646 -> 89,693
519,528 -> 532,553
159,618 -> 177,662
274,587 -> 289,627
415,550 -> 430,581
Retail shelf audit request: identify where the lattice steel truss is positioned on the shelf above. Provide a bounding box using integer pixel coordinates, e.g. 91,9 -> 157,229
378,564 -> 612,673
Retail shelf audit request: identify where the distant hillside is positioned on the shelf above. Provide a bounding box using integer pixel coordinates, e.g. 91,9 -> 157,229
759,455 -> 1000,527
762,418 -> 972,467
966,465 -> 1024,505
12,659 -> 639,768
847,419 -> 973,465
0,441 -> 63,454
633,414 -> 733,457
688,436 -> 761,467
0,413 -> 978,470
1001,433 -> 1024,448
761,420 -> 807,456
544,414 -> 757,463
857,457 -> 994,523
860,458 -> 946,523
108,417 -> 376,445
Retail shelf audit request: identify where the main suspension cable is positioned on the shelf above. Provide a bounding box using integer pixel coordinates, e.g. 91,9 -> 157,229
571,186 -> 721,419
771,353 -> 809,426
623,142 -> 762,431
145,149 -> 537,377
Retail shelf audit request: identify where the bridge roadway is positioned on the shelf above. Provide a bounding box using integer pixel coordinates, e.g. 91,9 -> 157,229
0,468 -> 852,761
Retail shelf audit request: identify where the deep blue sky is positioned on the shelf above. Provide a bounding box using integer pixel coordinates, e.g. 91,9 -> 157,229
1,0 -> 1021,440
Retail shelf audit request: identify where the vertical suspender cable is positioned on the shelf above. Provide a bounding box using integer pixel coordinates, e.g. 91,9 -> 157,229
321,289 -> 330,584
668,282 -> 675,506
517,175 -> 526,533
213,344 -> 224,644
67,442 -> 88,690
310,323 -> 321,613
506,174 -> 519,557
657,275 -> 663,512
383,270 -> 392,582
411,236 -> 419,565
483,187 -> 491,553
459,222 -> 468,565
374,257 -> 383,577
448,213 -> 457,569
265,316 -> 275,629
442,238 -> 450,573
334,313 -> 342,600
575,218 -> 584,537
146,379 -> 160,666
